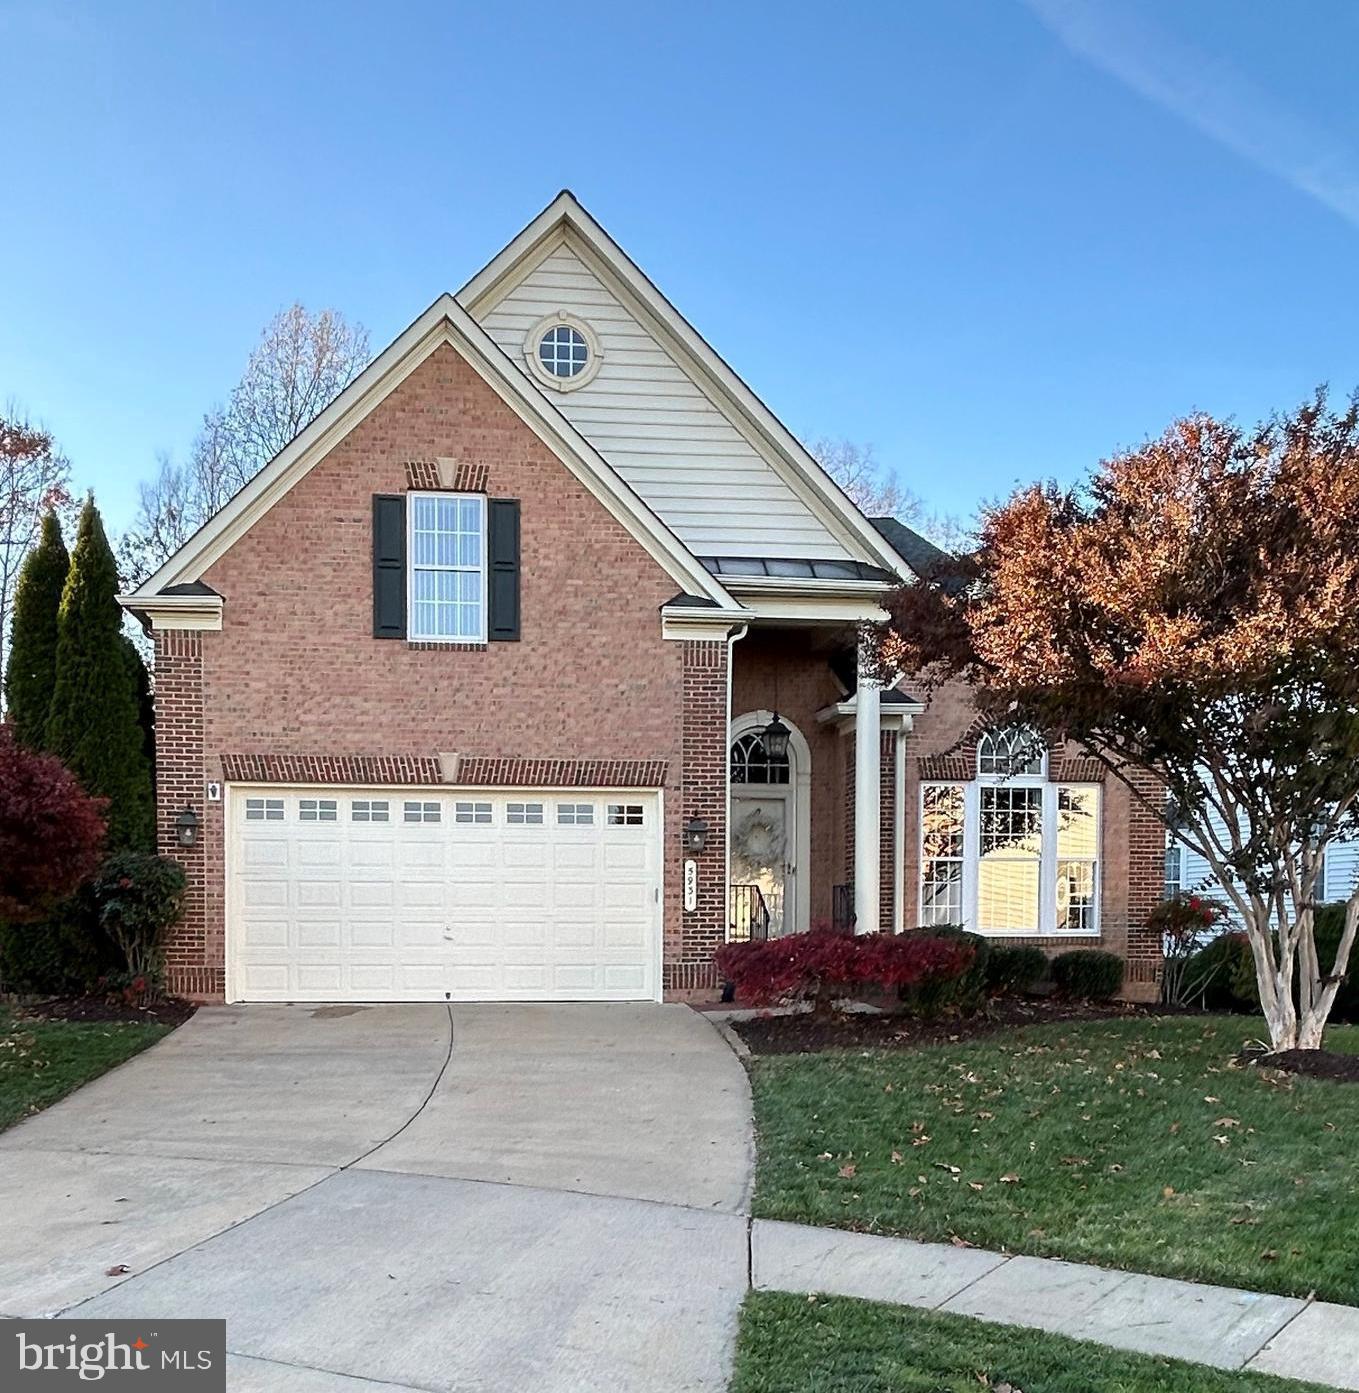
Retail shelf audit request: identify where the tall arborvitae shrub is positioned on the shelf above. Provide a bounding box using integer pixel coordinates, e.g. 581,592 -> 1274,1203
45,498 -> 153,851
3,510 -> 69,748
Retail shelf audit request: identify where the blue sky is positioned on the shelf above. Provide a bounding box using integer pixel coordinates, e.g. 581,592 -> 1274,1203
2,0 -> 1357,534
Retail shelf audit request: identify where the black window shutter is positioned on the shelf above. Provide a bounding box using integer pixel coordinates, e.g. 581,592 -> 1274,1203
372,494 -> 406,639
488,498 -> 521,641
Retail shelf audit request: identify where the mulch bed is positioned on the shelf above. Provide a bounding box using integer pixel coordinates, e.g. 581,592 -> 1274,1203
732,996 -> 1154,1055
8,996 -> 197,1026
1239,1046 -> 1359,1085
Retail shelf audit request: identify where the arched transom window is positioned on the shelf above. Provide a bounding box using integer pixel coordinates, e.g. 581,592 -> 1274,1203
920,725 -> 1100,937
730,731 -> 790,785
976,726 -> 1047,778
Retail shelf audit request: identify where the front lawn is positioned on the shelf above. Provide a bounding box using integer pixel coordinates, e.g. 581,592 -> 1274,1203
732,1291 -> 1331,1393
0,1006 -> 173,1131
750,1015 -> 1359,1304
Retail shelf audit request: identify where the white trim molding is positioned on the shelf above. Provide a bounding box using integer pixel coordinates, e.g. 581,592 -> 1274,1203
117,591 -> 223,631
917,775 -> 1104,938
522,311 -> 604,392
659,605 -> 751,642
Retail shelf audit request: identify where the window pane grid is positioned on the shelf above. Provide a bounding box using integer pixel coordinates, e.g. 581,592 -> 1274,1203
978,786 -> 1042,932
977,726 -> 1046,778
1058,859 -> 1098,932
921,784 -> 965,925
920,773 -> 1102,937
729,731 -> 790,785
410,493 -> 484,642
538,325 -> 589,378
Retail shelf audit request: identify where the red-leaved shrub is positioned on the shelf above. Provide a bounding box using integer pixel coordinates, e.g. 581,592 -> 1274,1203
0,723 -> 107,922
716,927 -> 975,1014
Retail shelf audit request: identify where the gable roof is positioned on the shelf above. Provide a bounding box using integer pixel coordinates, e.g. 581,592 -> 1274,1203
458,191 -> 922,582
123,293 -> 735,610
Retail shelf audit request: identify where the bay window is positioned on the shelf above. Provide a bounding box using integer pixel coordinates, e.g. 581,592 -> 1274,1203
920,727 -> 1101,936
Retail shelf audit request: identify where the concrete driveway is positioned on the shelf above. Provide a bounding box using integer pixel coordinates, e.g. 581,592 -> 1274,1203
0,1003 -> 752,1391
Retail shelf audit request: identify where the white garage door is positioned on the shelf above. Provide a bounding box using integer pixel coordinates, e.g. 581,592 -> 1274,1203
227,788 -> 661,1003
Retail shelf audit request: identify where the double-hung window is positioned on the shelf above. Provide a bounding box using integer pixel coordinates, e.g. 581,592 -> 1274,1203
408,493 -> 486,642
920,727 -> 1101,936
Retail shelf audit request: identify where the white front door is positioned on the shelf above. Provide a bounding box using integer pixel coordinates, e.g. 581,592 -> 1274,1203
227,788 -> 661,1002
731,792 -> 793,936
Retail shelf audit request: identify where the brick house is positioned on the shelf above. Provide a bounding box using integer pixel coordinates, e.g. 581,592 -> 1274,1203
120,192 -> 1163,1005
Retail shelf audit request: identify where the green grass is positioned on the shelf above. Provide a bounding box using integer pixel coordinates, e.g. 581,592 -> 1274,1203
750,1015 -> 1359,1304
732,1291 -> 1331,1393
0,1006 -> 172,1132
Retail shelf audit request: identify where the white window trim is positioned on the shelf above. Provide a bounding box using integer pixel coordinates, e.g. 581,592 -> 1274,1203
919,778 -> 1102,938
407,491 -> 488,644
522,311 -> 603,393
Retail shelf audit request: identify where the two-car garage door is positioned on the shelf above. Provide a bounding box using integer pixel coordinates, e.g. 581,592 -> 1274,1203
227,788 -> 661,1002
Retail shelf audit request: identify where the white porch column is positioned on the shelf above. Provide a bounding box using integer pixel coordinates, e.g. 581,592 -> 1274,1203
853,640 -> 881,933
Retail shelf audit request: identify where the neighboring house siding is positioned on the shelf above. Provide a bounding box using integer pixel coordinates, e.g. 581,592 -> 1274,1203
1170,824 -> 1359,911
476,239 -> 852,560
168,342 -> 699,999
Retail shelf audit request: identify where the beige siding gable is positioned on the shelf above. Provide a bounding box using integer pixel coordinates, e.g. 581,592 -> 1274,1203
477,239 -> 851,560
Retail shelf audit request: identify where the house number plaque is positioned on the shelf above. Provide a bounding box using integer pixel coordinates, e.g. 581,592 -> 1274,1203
683,859 -> 698,912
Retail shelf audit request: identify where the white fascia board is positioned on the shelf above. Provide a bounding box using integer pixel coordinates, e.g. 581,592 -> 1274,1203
117,591 -> 223,631
123,293 -> 733,612
816,700 -> 918,731
457,192 -> 920,581
660,605 -> 750,642
720,575 -> 896,598
741,595 -> 890,624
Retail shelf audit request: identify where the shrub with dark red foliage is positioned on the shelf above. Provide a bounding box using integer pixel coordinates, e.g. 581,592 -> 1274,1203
0,723 -> 106,922
716,927 -> 975,1014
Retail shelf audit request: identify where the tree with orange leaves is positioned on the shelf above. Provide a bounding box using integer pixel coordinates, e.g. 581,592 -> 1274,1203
886,391 -> 1359,1052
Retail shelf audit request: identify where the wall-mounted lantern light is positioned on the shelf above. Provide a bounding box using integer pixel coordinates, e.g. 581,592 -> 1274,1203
761,712 -> 791,763
176,807 -> 200,848
683,817 -> 709,853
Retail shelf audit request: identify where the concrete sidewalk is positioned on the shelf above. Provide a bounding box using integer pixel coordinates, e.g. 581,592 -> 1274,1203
753,1218 -> 1359,1390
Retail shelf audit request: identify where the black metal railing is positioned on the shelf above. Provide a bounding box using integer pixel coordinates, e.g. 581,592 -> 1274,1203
729,883 -> 772,942
832,882 -> 855,934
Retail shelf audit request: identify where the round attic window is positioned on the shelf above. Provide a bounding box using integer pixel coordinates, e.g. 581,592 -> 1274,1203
539,324 -> 589,378
524,313 -> 602,391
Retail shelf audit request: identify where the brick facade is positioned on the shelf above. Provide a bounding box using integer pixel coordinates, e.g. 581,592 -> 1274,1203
667,640 -> 729,994
161,343 -> 704,1001
153,631 -> 224,1000
150,344 -> 1164,1004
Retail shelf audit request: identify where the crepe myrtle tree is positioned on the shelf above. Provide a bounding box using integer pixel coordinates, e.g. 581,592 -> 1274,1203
882,390 -> 1359,1052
